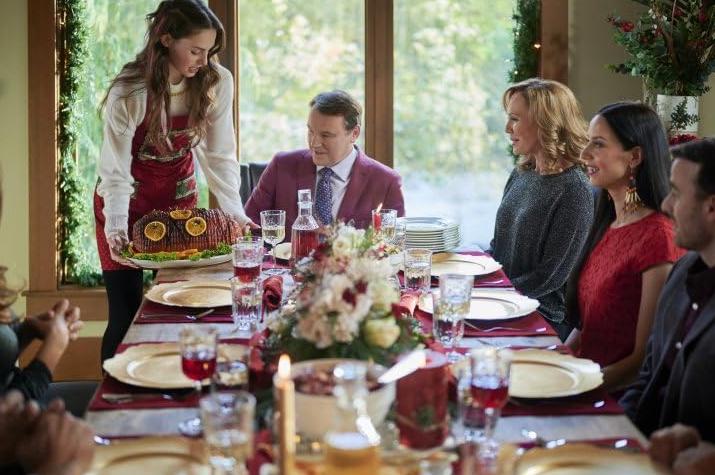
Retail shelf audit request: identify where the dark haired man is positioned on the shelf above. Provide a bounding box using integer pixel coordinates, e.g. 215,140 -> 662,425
245,90 -> 405,233
621,138 -> 715,443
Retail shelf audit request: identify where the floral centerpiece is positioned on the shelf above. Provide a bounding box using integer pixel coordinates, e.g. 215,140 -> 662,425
608,0 -> 715,97
260,223 -> 422,366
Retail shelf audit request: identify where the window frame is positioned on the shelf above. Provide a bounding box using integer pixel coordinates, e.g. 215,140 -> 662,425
26,0 -> 565,319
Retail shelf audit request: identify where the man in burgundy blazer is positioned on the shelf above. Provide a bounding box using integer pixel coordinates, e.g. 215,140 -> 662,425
245,90 -> 405,233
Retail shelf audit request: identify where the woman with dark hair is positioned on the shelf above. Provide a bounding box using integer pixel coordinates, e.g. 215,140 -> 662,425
565,102 -> 683,391
94,0 -> 250,361
490,79 -> 594,339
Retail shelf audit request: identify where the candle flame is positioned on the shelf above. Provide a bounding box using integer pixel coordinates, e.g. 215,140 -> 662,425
278,354 -> 291,379
375,202 -> 383,214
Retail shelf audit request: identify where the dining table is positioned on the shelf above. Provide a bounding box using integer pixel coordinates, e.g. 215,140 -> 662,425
84,252 -> 648,469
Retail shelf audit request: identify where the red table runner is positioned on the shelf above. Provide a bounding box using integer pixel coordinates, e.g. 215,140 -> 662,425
134,299 -> 234,324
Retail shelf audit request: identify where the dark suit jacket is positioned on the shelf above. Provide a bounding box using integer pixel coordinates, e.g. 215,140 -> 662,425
620,251 -> 715,442
245,148 -> 405,234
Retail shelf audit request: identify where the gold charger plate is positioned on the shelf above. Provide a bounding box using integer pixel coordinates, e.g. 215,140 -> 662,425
509,349 -> 602,399
512,444 -> 667,475
86,436 -> 209,475
103,342 -> 248,389
419,290 -> 539,321
430,253 -> 502,277
145,280 -> 232,308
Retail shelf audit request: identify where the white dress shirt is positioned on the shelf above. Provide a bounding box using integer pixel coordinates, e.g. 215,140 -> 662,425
315,146 -> 358,220
96,63 -> 248,236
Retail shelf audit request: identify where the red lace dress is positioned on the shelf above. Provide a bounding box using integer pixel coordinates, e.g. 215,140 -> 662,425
576,212 -> 684,367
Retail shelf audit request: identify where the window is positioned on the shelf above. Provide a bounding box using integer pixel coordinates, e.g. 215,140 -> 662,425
238,0 -> 365,163
394,0 -> 514,249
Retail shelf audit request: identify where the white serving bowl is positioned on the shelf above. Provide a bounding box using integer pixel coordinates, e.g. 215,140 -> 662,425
278,358 -> 396,439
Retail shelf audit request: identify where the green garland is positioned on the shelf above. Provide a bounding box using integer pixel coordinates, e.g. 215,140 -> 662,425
509,0 -> 541,82
58,0 -> 102,286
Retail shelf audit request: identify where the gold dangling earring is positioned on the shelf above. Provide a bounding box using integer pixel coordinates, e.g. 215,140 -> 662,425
624,171 -> 644,214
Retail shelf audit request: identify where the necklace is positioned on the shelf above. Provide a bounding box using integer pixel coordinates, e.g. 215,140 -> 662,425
170,88 -> 185,98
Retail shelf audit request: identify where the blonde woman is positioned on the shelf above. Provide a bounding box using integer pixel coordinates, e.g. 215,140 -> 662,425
489,79 -> 594,340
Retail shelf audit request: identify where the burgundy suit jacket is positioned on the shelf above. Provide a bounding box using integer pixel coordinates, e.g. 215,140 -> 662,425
245,148 -> 405,235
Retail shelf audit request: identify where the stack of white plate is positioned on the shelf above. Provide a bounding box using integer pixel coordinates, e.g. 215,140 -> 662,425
399,217 -> 461,252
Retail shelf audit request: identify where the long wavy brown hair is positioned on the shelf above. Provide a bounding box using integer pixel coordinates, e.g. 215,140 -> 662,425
503,78 -> 588,171
100,0 -> 225,154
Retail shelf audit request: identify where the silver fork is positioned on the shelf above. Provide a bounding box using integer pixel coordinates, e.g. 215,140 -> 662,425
139,308 -> 215,321
464,321 -> 547,333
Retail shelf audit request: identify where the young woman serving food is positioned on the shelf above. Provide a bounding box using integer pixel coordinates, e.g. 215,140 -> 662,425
94,0 -> 251,361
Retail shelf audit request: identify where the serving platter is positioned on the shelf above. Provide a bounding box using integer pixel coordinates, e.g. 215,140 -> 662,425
127,253 -> 231,270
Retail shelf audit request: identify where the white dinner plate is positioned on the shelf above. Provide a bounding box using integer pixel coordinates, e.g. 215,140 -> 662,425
430,254 -> 501,277
272,242 -> 292,261
420,290 -> 537,321
399,217 -> 459,233
127,253 -> 231,270
145,280 -> 232,308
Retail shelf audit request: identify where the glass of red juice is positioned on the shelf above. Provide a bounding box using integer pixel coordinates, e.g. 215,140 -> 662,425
178,325 -> 218,436
232,236 -> 264,283
469,346 -> 512,460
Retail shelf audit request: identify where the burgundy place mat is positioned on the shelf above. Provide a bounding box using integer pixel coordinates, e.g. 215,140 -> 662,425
134,299 -> 233,324
503,387 -> 624,417
415,308 -> 557,338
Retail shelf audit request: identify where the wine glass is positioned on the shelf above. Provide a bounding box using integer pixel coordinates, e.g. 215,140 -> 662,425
469,347 -> 512,460
178,325 -> 218,436
260,210 -> 287,275
0,266 -> 26,324
433,274 -> 474,362
201,391 -> 255,473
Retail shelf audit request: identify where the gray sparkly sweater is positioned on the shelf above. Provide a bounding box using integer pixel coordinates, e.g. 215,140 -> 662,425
490,166 -> 594,324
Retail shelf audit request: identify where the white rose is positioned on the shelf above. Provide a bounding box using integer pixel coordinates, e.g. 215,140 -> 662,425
363,318 -> 401,349
332,235 -> 352,258
368,280 -> 399,311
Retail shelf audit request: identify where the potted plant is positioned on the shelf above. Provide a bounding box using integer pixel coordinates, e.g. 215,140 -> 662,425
607,0 -> 715,134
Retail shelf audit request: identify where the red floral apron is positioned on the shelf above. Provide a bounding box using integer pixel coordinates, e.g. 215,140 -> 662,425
94,114 -> 197,271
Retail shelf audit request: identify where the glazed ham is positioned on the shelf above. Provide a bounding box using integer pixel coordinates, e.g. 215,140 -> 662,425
132,208 -> 241,253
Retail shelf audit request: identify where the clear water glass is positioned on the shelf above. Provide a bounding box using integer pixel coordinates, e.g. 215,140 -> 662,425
372,208 -> 398,240
437,274 -> 474,362
230,276 -> 262,334
404,248 -> 432,294
391,221 -> 407,251
431,290 -> 465,363
201,391 -> 256,474
260,209 -> 288,275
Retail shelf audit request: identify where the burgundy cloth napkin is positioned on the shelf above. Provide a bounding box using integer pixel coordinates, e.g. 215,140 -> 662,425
415,307 -> 557,338
134,299 -> 233,324
262,276 -> 283,312
87,375 -> 201,411
503,387 -> 624,417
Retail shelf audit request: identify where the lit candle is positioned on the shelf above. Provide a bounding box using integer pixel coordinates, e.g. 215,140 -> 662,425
372,202 -> 384,231
276,354 -> 295,474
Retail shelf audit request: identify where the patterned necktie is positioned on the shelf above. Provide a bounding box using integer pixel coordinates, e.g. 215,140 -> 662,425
315,167 -> 334,226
